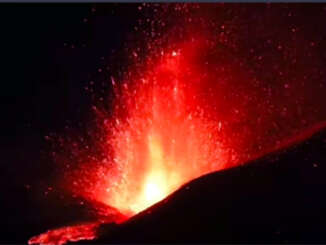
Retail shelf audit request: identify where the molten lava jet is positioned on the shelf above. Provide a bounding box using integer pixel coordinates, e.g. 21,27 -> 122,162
101,47 -> 229,214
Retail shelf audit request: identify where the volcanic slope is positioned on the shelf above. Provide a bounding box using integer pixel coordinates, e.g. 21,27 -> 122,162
93,124 -> 326,243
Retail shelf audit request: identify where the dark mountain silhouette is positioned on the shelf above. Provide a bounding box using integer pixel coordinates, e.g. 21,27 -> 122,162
93,125 -> 326,243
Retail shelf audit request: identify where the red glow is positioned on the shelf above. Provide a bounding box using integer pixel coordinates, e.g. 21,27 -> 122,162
28,223 -> 99,245
29,3 -> 326,245
29,40 -> 231,245
102,45 -> 229,214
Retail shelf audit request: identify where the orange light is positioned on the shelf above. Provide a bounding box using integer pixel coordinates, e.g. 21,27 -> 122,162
98,46 -> 228,216
126,134 -> 180,213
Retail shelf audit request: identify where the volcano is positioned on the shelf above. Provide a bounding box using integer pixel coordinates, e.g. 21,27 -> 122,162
11,4 -> 326,245
88,124 -> 326,243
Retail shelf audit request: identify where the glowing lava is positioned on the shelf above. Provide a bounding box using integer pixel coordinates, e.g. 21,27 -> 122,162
29,223 -> 99,245
101,46 -> 228,214
29,42 -> 229,245
137,135 -> 171,210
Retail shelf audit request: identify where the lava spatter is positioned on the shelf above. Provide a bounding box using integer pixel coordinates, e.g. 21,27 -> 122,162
100,44 -> 230,214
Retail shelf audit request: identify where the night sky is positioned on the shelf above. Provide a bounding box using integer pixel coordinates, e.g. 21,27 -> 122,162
0,4 -> 140,242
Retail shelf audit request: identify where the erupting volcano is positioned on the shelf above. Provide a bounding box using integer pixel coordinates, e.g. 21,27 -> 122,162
29,38 -> 230,245
28,3 -> 326,245
100,44 -> 230,214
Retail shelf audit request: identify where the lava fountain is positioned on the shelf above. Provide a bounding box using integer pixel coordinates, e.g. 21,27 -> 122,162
29,39 -> 230,245
101,44 -> 228,214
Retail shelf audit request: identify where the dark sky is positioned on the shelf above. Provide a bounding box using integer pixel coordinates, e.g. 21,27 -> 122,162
0,4 -> 138,141
0,4 -> 141,171
0,4 -> 140,242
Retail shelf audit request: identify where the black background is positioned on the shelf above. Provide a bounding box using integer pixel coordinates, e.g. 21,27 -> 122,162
0,4 -> 140,242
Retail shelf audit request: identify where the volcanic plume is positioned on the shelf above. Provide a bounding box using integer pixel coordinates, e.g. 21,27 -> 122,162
29,3 -> 326,245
